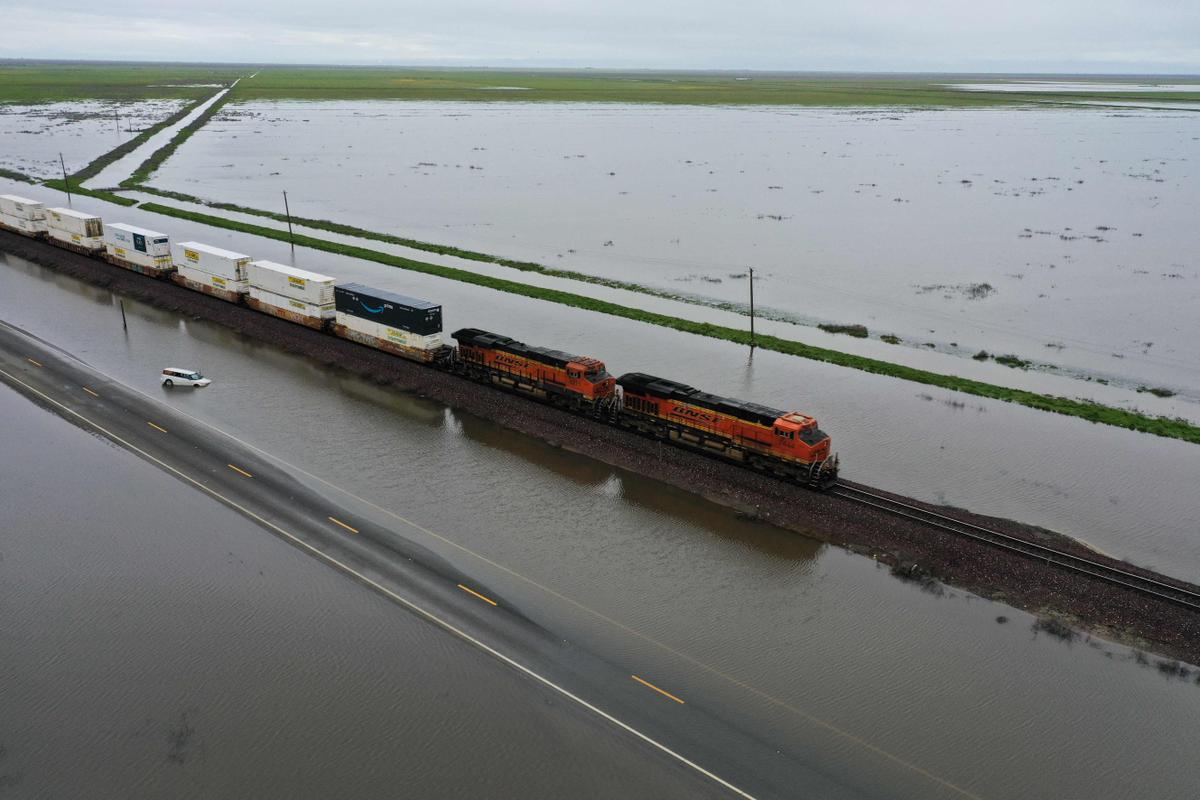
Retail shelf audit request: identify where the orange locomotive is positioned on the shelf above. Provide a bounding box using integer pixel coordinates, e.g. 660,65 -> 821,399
452,328 -> 617,410
617,373 -> 839,487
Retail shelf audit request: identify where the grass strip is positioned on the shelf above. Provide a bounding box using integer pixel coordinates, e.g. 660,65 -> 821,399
65,94 -> 217,187
137,200 -> 1199,445
0,167 -> 35,183
122,89 -> 235,188
132,185 -> 815,328
42,179 -> 138,207
232,68 -> 1200,107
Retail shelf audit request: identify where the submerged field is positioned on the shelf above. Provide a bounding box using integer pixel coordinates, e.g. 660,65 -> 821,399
147,99 -> 1200,399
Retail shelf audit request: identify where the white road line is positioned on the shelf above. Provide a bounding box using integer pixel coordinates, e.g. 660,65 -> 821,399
0,364 -> 758,800
0,321 -> 981,799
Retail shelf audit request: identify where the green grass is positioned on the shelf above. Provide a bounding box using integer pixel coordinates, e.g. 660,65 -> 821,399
232,68 -> 1200,106
41,179 -> 138,206
818,323 -> 869,338
122,91 -> 234,187
135,199 -> 1200,446
64,95 -> 212,187
0,62 -> 244,103
0,167 -> 34,183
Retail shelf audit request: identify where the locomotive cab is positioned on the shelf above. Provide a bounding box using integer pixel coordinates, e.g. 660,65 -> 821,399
773,413 -> 832,461
566,358 -> 616,400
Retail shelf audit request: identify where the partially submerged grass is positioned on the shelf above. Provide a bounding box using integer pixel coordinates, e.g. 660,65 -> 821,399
818,323 -> 869,338
134,199 -> 1200,446
0,167 -> 34,183
65,95 -> 210,186
0,62 -> 243,103
122,90 -> 234,187
41,179 -> 138,206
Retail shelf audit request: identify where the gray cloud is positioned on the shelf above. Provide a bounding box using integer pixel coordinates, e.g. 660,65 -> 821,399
3,1 -> 1198,71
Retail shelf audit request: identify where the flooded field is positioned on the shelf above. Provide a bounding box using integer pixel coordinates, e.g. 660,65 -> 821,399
151,101 -> 1200,397
0,99 -> 185,177
3,250 -> 1200,799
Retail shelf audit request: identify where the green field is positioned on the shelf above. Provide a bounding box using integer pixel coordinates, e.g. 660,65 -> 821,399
231,67 -> 1200,106
0,62 -> 245,103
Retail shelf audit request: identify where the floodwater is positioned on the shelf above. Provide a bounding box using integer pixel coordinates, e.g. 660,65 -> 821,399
152,101 -> 1200,397
3,250 -> 1200,799
0,381 -> 725,799
0,99 -> 184,178
2,190 -> 1196,584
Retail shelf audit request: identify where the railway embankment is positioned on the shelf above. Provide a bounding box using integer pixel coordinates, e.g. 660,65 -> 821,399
4,227 -> 1199,668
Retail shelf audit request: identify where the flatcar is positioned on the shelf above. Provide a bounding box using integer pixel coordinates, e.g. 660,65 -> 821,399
452,328 -> 617,411
617,372 -> 838,487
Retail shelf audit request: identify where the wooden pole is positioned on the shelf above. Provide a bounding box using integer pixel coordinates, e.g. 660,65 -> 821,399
119,299 -> 128,330
282,190 -> 295,251
748,267 -> 756,349
59,153 -> 71,203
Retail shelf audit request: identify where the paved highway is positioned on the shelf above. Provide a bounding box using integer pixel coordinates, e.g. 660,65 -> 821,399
0,318 -> 871,800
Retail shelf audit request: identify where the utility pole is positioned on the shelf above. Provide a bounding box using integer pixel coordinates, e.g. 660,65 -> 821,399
748,267 -> 757,350
282,190 -> 295,252
119,299 -> 128,330
115,106 -> 120,137
59,153 -> 71,203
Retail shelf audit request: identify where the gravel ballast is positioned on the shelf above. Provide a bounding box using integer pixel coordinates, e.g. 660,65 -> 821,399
4,229 -> 1198,667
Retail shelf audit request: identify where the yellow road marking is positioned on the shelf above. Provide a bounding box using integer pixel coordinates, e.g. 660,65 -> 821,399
0,364 -> 760,800
457,583 -> 498,606
147,421 -> 168,433
631,674 -> 686,705
227,463 -> 253,478
26,357 -> 42,367
83,387 -> 100,397
328,516 -> 358,534
0,343 -> 980,800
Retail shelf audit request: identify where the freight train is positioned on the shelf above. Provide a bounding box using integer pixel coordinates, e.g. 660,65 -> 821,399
0,193 -> 839,488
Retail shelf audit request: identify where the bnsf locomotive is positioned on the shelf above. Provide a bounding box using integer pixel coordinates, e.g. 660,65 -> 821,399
450,327 -> 838,488
0,193 -> 839,490
617,373 -> 838,488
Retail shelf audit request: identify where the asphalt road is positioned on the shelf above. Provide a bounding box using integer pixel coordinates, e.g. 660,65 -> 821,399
0,318 -> 868,800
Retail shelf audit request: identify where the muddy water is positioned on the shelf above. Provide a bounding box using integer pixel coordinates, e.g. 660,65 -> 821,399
0,99 -> 185,178
2,251 -> 1200,799
0,382 -> 725,799
152,101 -> 1200,397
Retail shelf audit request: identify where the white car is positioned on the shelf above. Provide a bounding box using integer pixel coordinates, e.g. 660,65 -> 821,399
161,367 -> 211,388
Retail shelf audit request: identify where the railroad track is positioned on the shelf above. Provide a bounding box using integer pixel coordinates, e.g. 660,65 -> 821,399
829,483 -> 1200,613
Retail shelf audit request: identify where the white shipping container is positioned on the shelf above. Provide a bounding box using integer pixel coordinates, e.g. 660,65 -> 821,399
47,226 -> 104,251
104,223 -> 171,257
172,241 -> 251,282
248,286 -> 335,320
336,311 -> 380,340
336,311 -> 442,351
47,207 -> 104,238
0,194 -> 46,221
1,211 -> 47,235
247,260 -> 336,306
176,263 -> 248,294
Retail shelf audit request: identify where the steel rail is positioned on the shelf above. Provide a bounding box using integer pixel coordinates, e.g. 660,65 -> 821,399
830,484 -> 1200,613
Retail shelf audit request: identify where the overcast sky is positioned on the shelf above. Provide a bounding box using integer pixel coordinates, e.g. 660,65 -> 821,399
4,1 -> 1198,73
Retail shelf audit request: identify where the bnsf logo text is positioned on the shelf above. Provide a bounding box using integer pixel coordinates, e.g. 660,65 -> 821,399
494,354 -> 526,368
670,404 -> 717,423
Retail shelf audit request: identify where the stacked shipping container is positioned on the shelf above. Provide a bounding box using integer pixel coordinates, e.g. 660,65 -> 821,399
0,194 -> 48,238
170,241 -> 251,303
103,222 -> 173,276
333,282 -> 446,362
46,208 -> 105,253
245,260 -> 336,329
